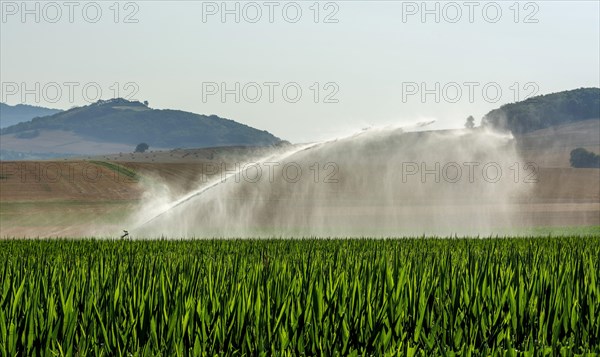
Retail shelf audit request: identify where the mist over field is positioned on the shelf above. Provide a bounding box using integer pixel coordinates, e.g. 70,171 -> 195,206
127,125 -> 531,238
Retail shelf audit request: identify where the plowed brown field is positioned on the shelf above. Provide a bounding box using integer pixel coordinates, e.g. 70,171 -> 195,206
2,121 -> 599,237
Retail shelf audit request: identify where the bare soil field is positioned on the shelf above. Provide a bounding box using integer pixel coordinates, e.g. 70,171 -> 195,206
0,161 -> 141,237
1,160 -> 598,237
0,147 -> 270,236
517,119 -> 600,168
1,123 -> 599,237
0,161 -> 141,201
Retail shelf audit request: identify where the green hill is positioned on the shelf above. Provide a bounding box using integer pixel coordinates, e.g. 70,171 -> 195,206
482,88 -> 600,134
0,103 -> 62,129
0,98 -> 282,148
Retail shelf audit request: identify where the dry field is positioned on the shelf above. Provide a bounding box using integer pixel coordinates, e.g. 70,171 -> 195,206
1,122 -> 599,237
0,146 -> 271,237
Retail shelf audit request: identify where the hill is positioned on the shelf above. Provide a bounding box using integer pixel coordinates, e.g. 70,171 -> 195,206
0,98 -> 283,158
0,102 -> 62,129
482,88 -> 600,134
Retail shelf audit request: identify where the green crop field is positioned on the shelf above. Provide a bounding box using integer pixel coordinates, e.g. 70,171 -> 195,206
1,237 -> 599,356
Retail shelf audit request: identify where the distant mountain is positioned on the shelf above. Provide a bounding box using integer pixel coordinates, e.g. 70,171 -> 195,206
0,98 -> 283,157
482,88 -> 600,134
0,103 -> 62,129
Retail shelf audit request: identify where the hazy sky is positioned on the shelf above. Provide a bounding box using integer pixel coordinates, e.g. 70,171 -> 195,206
1,1 -> 599,142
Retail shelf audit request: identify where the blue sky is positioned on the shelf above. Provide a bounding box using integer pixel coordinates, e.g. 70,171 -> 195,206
1,1 -> 599,142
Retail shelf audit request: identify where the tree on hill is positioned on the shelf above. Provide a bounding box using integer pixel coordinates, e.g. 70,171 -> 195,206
570,148 -> 600,168
464,115 -> 475,129
135,143 -> 149,153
